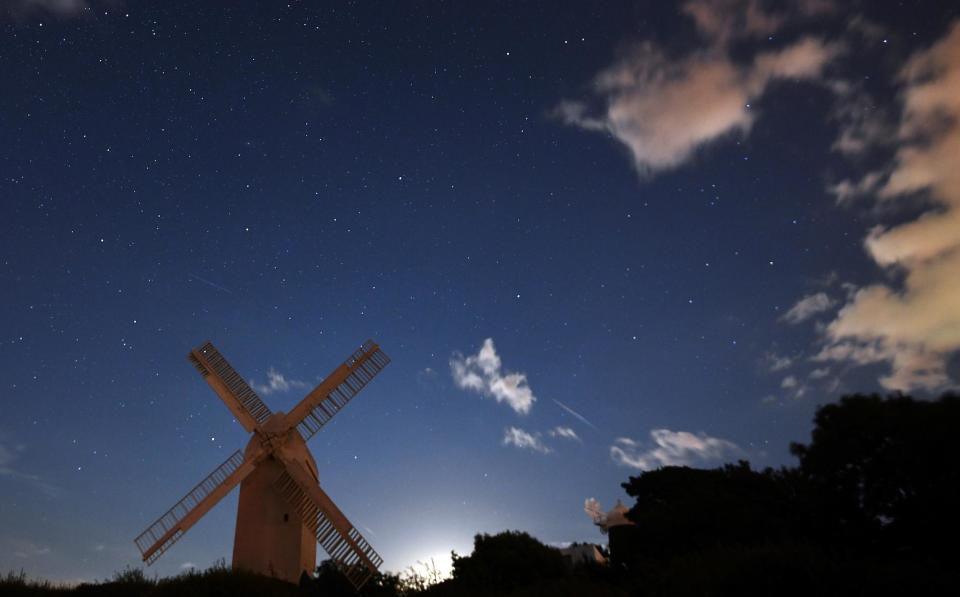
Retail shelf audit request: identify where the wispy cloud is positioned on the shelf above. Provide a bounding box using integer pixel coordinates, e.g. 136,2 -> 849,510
764,352 -> 794,372
555,0 -> 839,175
450,339 -> 536,415
827,171 -> 884,203
610,429 -> 742,470
6,538 -> 51,559
0,441 -> 37,481
809,367 -> 831,380
0,442 -> 18,475
549,426 -> 581,442
0,440 -> 61,497
814,21 -> 960,391
249,368 -> 309,396
782,292 -> 837,324
2,0 -> 115,19
502,427 -> 551,454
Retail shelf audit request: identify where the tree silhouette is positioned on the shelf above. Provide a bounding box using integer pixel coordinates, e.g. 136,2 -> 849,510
450,530 -> 566,592
790,393 -> 960,558
620,462 -> 813,560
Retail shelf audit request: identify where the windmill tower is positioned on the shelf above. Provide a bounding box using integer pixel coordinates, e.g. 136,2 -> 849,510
134,340 -> 390,588
584,498 -> 638,565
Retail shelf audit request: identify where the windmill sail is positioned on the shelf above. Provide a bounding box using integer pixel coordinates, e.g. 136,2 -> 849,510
284,340 -> 390,441
274,460 -> 383,589
135,449 -> 258,564
189,342 -> 272,432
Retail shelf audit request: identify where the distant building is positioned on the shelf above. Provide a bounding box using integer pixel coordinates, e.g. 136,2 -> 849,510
559,543 -> 607,568
584,498 -> 639,566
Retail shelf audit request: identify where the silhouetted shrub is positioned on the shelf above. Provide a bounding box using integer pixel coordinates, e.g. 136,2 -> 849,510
449,530 -> 566,592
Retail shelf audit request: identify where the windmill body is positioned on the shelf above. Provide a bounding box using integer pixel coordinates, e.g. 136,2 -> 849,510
134,341 -> 390,588
233,412 -> 319,582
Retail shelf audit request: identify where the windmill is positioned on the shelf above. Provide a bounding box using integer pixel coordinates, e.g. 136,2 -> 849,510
134,340 -> 390,588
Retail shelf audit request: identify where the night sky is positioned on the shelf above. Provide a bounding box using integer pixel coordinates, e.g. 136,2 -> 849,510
2,0 -> 959,584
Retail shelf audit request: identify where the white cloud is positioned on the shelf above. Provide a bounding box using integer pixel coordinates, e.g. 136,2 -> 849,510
764,352 -> 794,372
817,22 -> 960,391
781,375 -> 798,389
782,292 -> 837,323
180,562 -> 197,570
450,338 -> 536,414
556,1 -> 839,175
549,426 -> 580,442
249,368 -> 309,396
610,429 -> 742,470
809,367 -> 831,379
502,427 -> 551,454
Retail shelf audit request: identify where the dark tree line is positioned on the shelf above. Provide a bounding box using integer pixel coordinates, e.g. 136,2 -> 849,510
612,393 -> 960,596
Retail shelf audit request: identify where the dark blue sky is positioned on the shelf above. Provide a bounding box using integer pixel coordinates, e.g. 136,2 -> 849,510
2,0 -> 959,583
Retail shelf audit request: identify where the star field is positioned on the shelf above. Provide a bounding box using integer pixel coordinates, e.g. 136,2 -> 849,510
2,0 -> 959,583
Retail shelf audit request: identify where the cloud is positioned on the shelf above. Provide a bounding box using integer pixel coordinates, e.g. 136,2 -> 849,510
610,429 -> 742,470
502,427 -> 551,454
809,367 -> 831,379
830,93 -> 893,157
816,21 -> 960,391
0,439 -> 60,497
0,440 -> 37,481
450,338 -> 536,414
827,171 -> 884,203
180,562 -> 197,570
549,426 -> 580,442
781,375 -> 798,389
0,442 -> 16,474
764,352 -> 793,372
249,368 -> 309,396
2,0 -> 113,18
681,0 -> 782,45
8,539 -> 51,559
782,292 -> 837,323
555,1 -> 839,175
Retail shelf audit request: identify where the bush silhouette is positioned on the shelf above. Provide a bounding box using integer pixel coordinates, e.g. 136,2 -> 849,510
449,530 -> 566,592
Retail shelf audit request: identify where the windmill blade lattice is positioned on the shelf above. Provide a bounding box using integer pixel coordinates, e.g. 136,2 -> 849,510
135,449 -> 258,563
287,340 -> 391,441
189,342 -> 273,430
274,464 -> 383,589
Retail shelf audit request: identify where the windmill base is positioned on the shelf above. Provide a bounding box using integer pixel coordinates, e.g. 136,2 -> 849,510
232,456 -> 318,584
